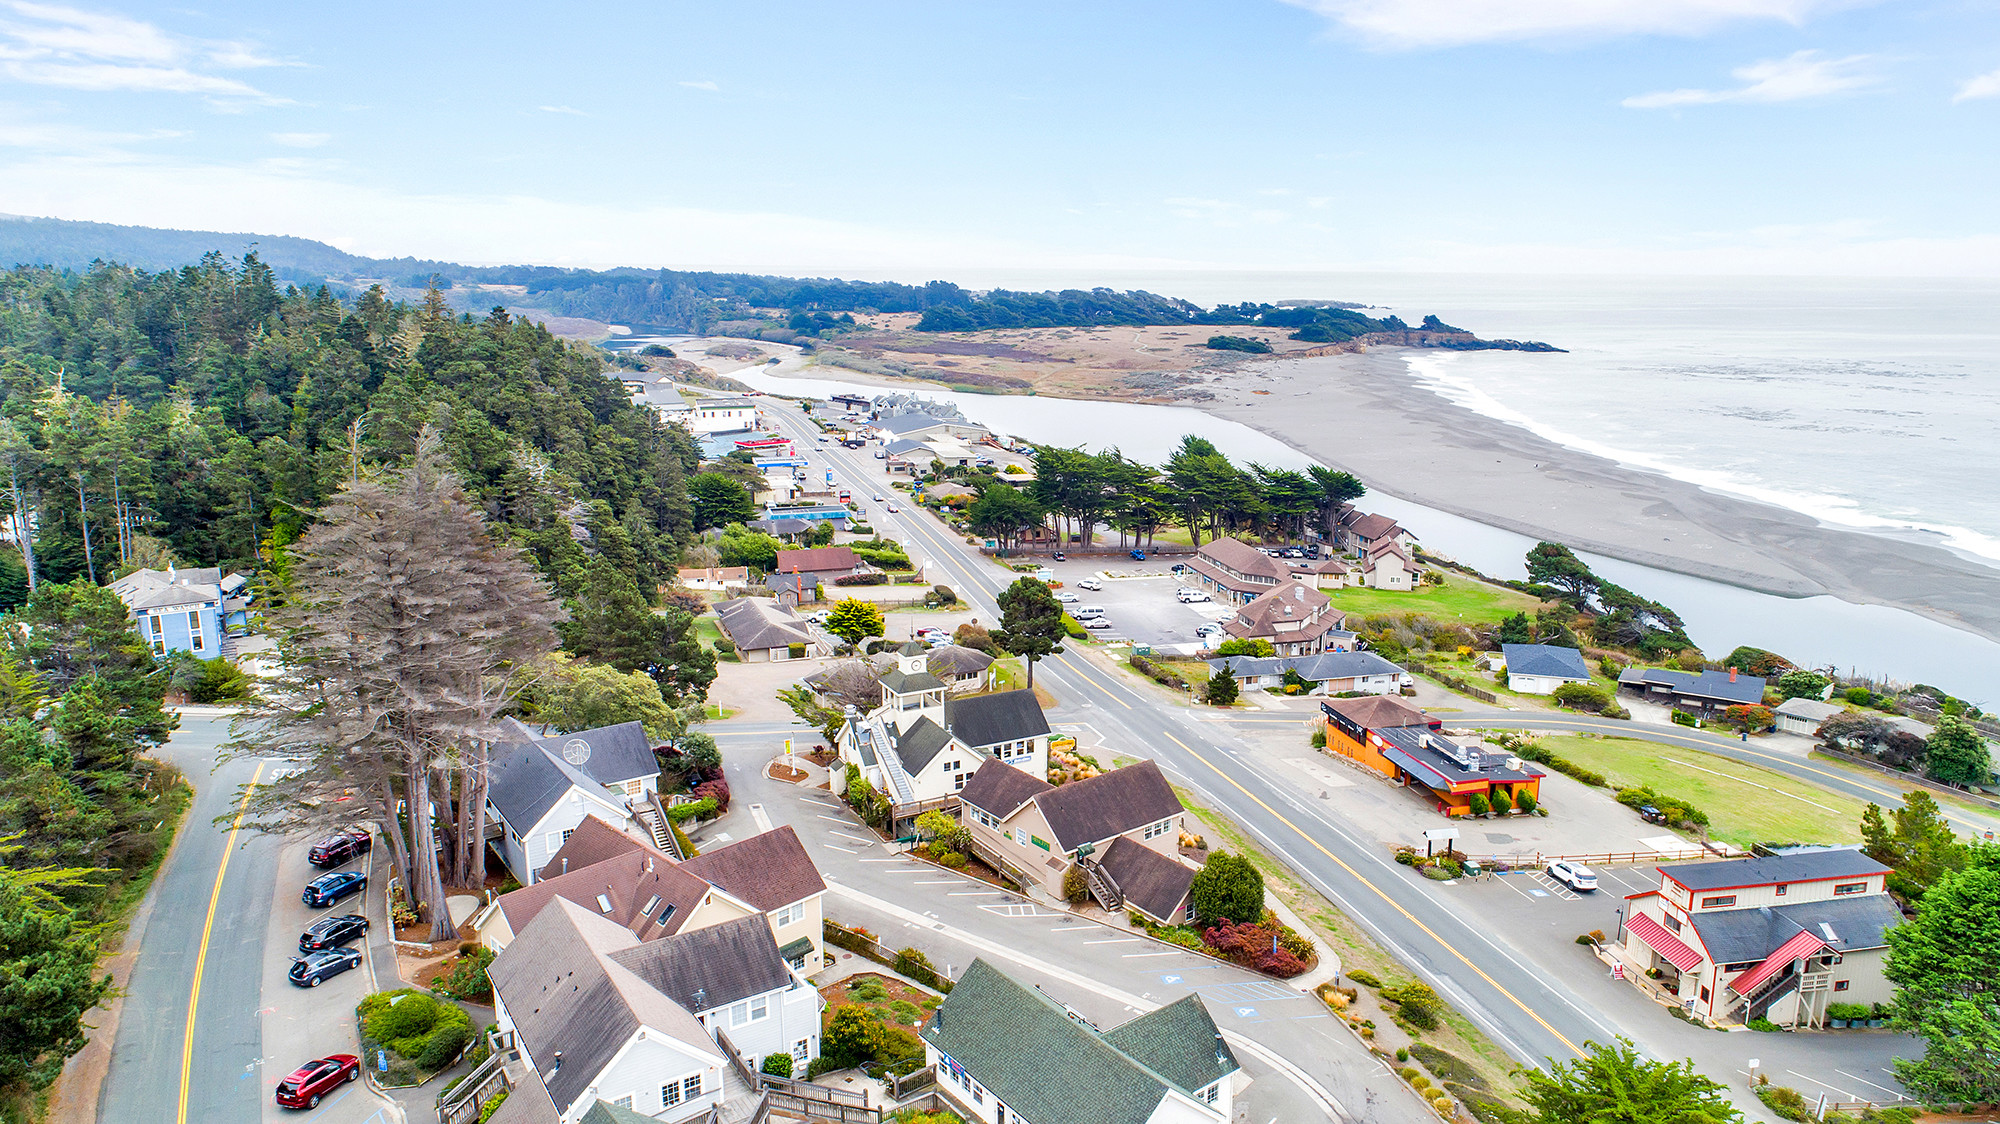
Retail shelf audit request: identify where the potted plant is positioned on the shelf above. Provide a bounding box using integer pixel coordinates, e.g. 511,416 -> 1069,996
1868,1002 -> 1888,1028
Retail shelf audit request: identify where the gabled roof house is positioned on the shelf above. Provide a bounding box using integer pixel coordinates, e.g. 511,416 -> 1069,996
1220,581 -> 1348,657
1498,643 -> 1593,695
1182,538 -> 1288,605
487,719 -> 667,886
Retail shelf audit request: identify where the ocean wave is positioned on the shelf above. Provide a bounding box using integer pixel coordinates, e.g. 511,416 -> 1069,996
1401,353 -> 2000,569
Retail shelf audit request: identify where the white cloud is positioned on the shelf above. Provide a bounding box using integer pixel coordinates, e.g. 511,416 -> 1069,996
0,1 -> 286,101
270,131 -> 328,147
538,104 -> 586,116
1623,51 -> 1877,108
1954,68 -> 2000,103
678,79 -> 719,92
0,107 -> 175,152
1282,0 -> 1847,48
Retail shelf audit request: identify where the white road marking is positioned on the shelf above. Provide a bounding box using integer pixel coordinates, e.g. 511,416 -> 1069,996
829,830 -> 875,844
1084,938 -> 1140,945
1786,1070 -> 1858,1098
1835,1070 -> 1905,1098
820,843 -> 857,854
1050,924 -> 1096,931
1122,951 -> 1179,958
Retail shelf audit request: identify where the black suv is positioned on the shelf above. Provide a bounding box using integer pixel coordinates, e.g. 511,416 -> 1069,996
299,914 -> 369,954
307,828 -> 371,869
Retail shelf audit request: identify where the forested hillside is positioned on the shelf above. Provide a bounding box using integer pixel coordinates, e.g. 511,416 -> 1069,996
0,253 -> 701,617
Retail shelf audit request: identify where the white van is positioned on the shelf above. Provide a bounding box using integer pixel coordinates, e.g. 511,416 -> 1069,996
1072,606 -> 1107,620
1177,588 -> 1211,603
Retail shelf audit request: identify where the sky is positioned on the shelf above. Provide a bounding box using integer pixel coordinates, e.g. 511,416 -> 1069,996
0,0 -> 1996,277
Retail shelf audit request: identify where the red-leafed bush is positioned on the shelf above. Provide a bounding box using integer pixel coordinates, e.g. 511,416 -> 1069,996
1255,948 -> 1308,977
694,778 -> 732,812
1202,919 -> 1311,978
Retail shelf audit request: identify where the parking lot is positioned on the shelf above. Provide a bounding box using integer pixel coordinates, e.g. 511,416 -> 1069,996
1035,558 -> 1231,651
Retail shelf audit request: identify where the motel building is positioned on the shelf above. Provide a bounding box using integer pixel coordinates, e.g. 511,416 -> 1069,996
1617,850 -> 1901,1027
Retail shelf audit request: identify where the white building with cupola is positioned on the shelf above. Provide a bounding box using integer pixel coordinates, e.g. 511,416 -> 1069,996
835,642 -> 1051,828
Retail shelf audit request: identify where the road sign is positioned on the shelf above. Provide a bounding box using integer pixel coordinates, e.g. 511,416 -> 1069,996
1422,827 -> 1460,842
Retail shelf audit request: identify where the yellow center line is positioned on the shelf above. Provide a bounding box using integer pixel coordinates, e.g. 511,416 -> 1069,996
1158,730 -> 1582,1057
179,761 -> 264,1124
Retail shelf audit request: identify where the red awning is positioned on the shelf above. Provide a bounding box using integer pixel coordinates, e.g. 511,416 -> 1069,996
1728,929 -> 1828,996
1626,913 -> 1704,972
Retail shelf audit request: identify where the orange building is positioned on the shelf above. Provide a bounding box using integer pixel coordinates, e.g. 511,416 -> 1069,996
1321,697 -> 1544,817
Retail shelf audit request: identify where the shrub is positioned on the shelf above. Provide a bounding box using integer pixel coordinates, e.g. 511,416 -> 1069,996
1381,981 -> 1445,1030
1346,968 -> 1382,987
1514,789 -> 1537,815
694,777 -> 732,812
1409,1043 -> 1484,1089
1488,787 -> 1513,814
433,945 -> 496,1003
935,850 -> 967,869
894,947 -> 952,992
667,797 -> 718,823
1670,708 -> 1700,727
1409,1074 -> 1433,1091
415,1022 -> 474,1070
1749,1017 -> 1781,1032
822,1005 -> 877,1069
1062,865 -> 1091,904
1310,725 -> 1326,748
1214,638 -> 1275,658
1396,1048 -> 1411,1063
1190,852 -> 1264,924
1724,703 -> 1777,732
887,999 -> 924,1025
1757,1084 -> 1812,1121
761,1053 -> 794,1078
478,1091 -> 509,1122
1061,613 -> 1086,639
849,978 -> 890,1002
805,1056 -> 842,1079
1601,703 -> 1630,720
929,584 -> 957,606
835,572 -> 889,586
1551,683 -> 1611,712
1129,652 -> 1190,690
788,642 -> 808,659
714,637 -> 737,656
1467,793 -> 1489,816
1615,786 -> 1709,827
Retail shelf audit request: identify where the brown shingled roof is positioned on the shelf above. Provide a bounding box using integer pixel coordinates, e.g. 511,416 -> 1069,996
1032,760 -> 1183,853
774,546 -> 859,574
1223,581 -> 1345,642
499,849 -> 712,942
1322,693 -> 1432,730
540,815 -> 651,878
1195,537 -> 1288,580
959,757 -> 1054,818
677,826 -> 826,912
1097,837 -> 1196,925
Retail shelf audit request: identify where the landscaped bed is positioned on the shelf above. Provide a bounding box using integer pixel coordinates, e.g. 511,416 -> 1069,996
820,972 -> 941,1031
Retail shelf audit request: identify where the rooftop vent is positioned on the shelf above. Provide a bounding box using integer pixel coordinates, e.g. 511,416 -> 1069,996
1820,922 -> 1839,942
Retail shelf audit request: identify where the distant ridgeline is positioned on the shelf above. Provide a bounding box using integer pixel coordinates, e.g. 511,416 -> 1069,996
0,214 -> 1560,351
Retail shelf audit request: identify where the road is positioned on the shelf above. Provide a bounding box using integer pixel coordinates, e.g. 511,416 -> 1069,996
752,394 -> 1928,1110
96,713 -> 400,1124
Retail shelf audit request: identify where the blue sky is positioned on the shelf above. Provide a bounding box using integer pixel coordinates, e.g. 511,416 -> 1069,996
0,0 -> 1996,276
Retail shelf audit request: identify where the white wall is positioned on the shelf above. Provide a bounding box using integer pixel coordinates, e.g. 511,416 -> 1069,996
1510,674 -> 1568,696
700,980 -> 821,1067
518,799 -> 633,885
577,1035 -> 724,1123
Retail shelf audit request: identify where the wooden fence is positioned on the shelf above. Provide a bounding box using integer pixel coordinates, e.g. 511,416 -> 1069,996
1455,848 -> 1718,869
1405,661 -> 1499,705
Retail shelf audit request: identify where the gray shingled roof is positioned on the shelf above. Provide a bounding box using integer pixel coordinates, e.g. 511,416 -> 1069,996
1206,650 -> 1402,682
714,597 -> 812,652
1775,697 -> 1845,722
533,722 -> 658,787
889,716 -> 954,774
1101,994 -> 1237,1096
607,914 -> 794,1016
876,412 -> 945,436
927,644 -> 995,679
958,757 -> 1054,818
488,738 -> 620,831
922,960 -> 1178,1124
578,1100 -> 658,1124
1097,837 -> 1196,925
1690,893 -> 1905,966
1499,643 -> 1591,681
1618,666 -> 1767,705
881,668 -> 948,694
944,689 -> 1050,750
486,899 -> 717,1116
1034,760 -> 1183,853
1659,850 -> 1889,892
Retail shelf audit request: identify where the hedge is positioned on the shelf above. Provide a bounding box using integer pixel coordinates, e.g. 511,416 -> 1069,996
1511,743 -> 1607,788
1616,786 -> 1710,827
835,572 -> 889,586
667,797 -> 718,823
1129,652 -> 1190,690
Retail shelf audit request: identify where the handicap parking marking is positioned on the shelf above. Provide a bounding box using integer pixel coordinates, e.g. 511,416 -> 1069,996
1527,888 -> 1548,897
1234,1006 -> 1258,1018
1160,974 -> 1183,985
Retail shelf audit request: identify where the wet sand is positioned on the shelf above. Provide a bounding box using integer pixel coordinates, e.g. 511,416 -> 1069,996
1197,351 -> 2000,644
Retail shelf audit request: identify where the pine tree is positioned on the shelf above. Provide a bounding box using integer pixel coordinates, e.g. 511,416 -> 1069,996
0,864 -> 113,1091
995,578 -> 1064,687
226,429 -> 560,940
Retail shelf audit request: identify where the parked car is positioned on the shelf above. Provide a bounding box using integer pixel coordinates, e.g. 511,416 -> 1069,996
1083,617 -> 1114,630
1195,624 -> 1223,640
1546,860 -> 1598,892
1637,804 -> 1666,824
306,828 -> 371,869
1169,563 -> 1191,574
1130,549 -> 1146,560
1055,592 -> 1080,604
288,946 -> 363,988
1050,551 -> 1066,561
1073,606 -> 1106,620
299,914 -> 370,954
1077,577 -> 1103,591
915,626 -> 948,643
1176,588 -> 1211,603
274,1054 -> 359,1108
302,870 -> 368,908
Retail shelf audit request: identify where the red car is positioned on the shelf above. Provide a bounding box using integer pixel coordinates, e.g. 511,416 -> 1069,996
274,1054 -> 358,1109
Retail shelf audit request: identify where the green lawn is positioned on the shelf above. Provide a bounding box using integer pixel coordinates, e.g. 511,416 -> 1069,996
1325,575 -> 1546,624
1530,734 -> 1866,847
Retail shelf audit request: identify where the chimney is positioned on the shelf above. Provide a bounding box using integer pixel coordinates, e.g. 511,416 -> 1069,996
1729,668 -> 1738,682
561,858 -> 568,874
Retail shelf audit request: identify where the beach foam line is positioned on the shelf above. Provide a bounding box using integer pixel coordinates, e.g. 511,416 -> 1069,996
1400,353 -> 2000,569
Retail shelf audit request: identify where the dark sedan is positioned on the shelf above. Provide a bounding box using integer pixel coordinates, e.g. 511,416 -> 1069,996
299,914 -> 369,954
302,870 -> 367,908
306,828 -> 371,869
288,946 -> 363,988
274,1054 -> 358,1108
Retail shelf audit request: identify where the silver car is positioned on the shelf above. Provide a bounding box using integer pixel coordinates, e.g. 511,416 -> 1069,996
1547,860 -> 1598,892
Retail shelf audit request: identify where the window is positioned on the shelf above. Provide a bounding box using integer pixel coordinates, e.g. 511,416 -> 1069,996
640,895 -> 660,917
149,614 -> 163,635
751,995 -> 769,1021
1143,818 -> 1172,840
544,831 -> 562,855
1700,895 -> 1736,909
1834,980 -> 1852,991
1201,1083 -> 1220,1105
663,1082 -> 682,1107
953,772 -> 967,791
682,1075 -> 701,1101
656,903 -> 677,926
612,1095 -> 633,1110
773,902 -> 804,927
1835,882 -> 1868,896
1775,884 -> 1788,896
970,807 -> 997,829
189,611 -> 205,652
730,1002 -> 749,1027
793,1039 -> 810,1064
1014,829 -> 1030,847
1662,913 -> 1682,933
1699,986 -> 1710,1003
972,1082 -> 984,1105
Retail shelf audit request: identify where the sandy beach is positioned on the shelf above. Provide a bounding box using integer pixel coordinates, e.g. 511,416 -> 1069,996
1195,351 -> 2000,644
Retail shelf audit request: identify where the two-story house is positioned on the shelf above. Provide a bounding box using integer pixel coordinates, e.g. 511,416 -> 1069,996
477,819 -> 829,972
837,643 -> 1050,827
488,903 -> 819,1124
1182,538 -> 1287,606
1219,581 -> 1348,657
1619,849 -> 1901,1028
922,959 -> 1242,1124
1333,510 -> 1416,557
486,720 -> 665,886
109,565 -> 252,658
957,758 -> 1196,923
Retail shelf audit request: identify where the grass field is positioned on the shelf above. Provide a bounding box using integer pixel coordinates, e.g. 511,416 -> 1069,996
1531,734 -> 1866,847
1326,576 -> 1547,625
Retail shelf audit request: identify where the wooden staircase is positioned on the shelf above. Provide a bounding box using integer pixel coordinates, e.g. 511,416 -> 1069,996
639,791 -> 684,860
1081,856 -> 1122,911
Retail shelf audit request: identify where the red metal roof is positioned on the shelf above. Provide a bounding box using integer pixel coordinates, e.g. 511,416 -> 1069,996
1728,929 -> 1827,996
1626,913 -> 1704,972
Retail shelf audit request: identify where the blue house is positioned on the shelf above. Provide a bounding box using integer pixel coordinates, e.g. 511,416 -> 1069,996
109,566 -> 252,659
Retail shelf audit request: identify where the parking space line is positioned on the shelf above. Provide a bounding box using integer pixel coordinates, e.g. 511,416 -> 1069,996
1084,938 -> 1140,945
820,843 -> 857,854
1122,951 -> 1179,958
1050,924 -> 1096,931
1785,1070 -> 1858,1099
829,830 -> 876,844
1835,1070 -> 1905,1098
